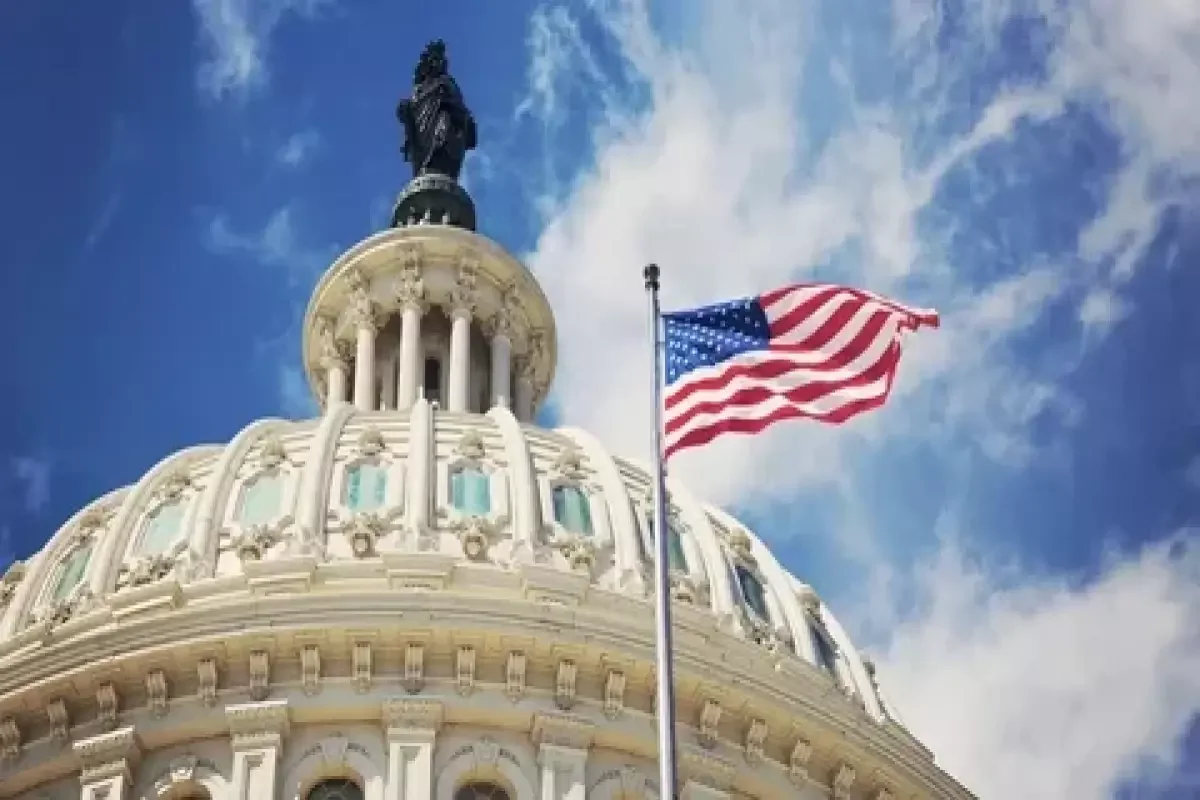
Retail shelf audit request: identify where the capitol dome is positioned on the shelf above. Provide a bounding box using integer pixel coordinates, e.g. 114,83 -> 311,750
0,43 -> 972,800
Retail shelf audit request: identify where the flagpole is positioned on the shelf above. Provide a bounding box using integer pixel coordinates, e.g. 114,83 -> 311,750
644,263 -> 679,799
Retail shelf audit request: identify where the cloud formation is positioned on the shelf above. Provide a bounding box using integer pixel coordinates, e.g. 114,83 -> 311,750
10,457 -> 51,515
192,0 -> 333,100
515,0 -> 1200,795
276,130 -> 320,167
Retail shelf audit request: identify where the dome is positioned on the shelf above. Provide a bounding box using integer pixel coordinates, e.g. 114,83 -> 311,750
0,407 -> 962,799
0,39 -> 971,800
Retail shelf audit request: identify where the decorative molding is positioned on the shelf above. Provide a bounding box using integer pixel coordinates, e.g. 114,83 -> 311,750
96,683 -> 119,731
744,718 -> 768,765
0,716 -> 20,764
456,645 -> 476,696
145,669 -> 169,718
680,746 -> 736,791
555,659 -> 578,710
300,644 -> 321,696
603,669 -> 626,720
46,698 -> 69,744
832,762 -> 857,799
0,561 -> 26,609
248,650 -> 270,701
697,698 -> 722,749
404,643 -> 425,694
505,650 -> 526,702
395,249 -> 426,312
352,642 -> 372,694
197,658 -> 218,707
531,711 -> 596,750
73,726 -> 140,785
225,699 -> 290,749
788,739 -> 813,784
382,698 -> 443,731
346,269 -> 379,331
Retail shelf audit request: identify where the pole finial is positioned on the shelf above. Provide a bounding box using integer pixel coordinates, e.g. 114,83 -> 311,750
644,263 -> 660,291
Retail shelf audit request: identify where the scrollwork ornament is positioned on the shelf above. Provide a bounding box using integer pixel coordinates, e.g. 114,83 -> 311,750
395,250 -> 426,312
0,560 -> 25,609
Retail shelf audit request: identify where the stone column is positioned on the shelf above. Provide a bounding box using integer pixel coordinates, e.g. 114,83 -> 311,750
317,316 -> 350,409
395,261 -> 426,412
514,356 -> 535,422
382,698 -> 443,800
74,726 -> 140,800
446,268 -> 477,412
489,328 -> 512,411
532,712 -> 594,800
226,699 -> 289,800
348,276 -> 378,411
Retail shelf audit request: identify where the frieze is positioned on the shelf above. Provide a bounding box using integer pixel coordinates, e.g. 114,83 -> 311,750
382,697 -> 443,731
531,711 -> 596,750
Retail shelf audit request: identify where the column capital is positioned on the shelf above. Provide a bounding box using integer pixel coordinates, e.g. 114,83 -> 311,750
346,270 -> 380,331
531,711 -> 596,751
74,725 -> 141,784
382,697 -> 444,732
447,262 -> 479,320
395,254 -> 428,313
226,699 -> 290,749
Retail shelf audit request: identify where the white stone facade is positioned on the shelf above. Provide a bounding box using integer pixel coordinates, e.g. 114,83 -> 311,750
0,224 -> 972,799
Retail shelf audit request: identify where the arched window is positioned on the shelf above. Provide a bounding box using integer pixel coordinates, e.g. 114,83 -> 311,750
51,543 -> 92,601
455,782 -> 511,800
643,512 -> 688,572
451,466 -> 491,515
810,623 -> 839,676
424,357 -> 442,405
345,463 -> 388,512
237,473 -> 283,526
551,484 -> 593,536
137,501 -> 185,555
307,778 -> 363,800
734,563 -> 770,622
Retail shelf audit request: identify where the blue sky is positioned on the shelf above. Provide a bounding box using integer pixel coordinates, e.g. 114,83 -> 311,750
1,1 -> 1198,797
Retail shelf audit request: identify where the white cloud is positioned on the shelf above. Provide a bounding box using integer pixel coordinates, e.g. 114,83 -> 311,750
192,0 -> 333,100
204,206 -> 329,285
515,0 -> 1200,796
875,533 -> 1200,799
10,456 -> 51,515
276,130 -> 320,167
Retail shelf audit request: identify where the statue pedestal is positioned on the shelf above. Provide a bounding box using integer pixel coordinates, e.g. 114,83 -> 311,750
391,173 -> 477,230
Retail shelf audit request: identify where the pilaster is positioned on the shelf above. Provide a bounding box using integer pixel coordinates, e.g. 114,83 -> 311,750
531,712 -> 595,800
73,725 -> 140,800
382,698 -> 443,800
225,699 -> 290,800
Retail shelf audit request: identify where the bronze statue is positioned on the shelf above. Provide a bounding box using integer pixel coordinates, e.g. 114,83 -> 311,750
396,40 -> 477,181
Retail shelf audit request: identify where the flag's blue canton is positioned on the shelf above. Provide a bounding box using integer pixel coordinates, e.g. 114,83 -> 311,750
663,296 -> 771,385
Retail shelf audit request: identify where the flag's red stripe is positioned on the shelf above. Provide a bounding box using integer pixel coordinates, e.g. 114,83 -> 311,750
665,308 -> 893,411
763,283 -> 939,330
665,341 -> 899,438
664,349 -> 902,457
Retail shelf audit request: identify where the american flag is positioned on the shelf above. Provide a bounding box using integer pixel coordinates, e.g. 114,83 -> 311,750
662,283 -> 939,457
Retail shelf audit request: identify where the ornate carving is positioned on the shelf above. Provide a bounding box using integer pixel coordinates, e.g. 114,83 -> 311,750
670,572 -> 698,604
788,739 -> 813,783
454,429 -> 487,460
119,550 -> 179,589
46,699 -> 69,744
455,646 -> 476,696
551,446 -> 585,480
455,515 -> 496,562
475,737 -> 500,765
197,659 -> 218,707
382,698 -> 443,730
555,660 -> 577,711
346,269 -> 378,331
531,711 -> 596,750
225,699 -> 290,747
300,645 -> 321,696
832,763 -> 857,799
352,642 -> 372,694
96,683 -> 118,731
34,584 -> 97,636
166,755 -> 198,785
248,650 -> 270,701
1,716 -> 21,764
146,670 -> 169,718
697,699 -> 722,749
797,583 -> 822,616
257,435 -> 289,469
356,427 -> 387,456
319,735 -> 349,766
486,284 -> 521,340
403,643 -> 425,694
448,259 -> 479,318
725,527 -> 755,563
557,535 -> 596,572
317,315 -> 350,371
505,651 -> 526,702
230,524 -> 281,562
744,718 -> 768,764
156,469 -> 194,502
1,561 -> 26,609
604,670 -> 626,719
73,726 -> 139,783
77,504 -> 116,536
395,250 -> 426,312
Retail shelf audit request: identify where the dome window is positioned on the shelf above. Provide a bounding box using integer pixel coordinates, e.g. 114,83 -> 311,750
306,778 -> 363,800
50,543 -> 92,602
237,473 -> 283,526
810,623 -> 839,676
644,512 -> 688,572
455,782 -> 511,800
551,484 -> 593,536
734,563 -> 770,622
137,501 -> 185,555
345,463 -> 388,512
451,465 -> 491,515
